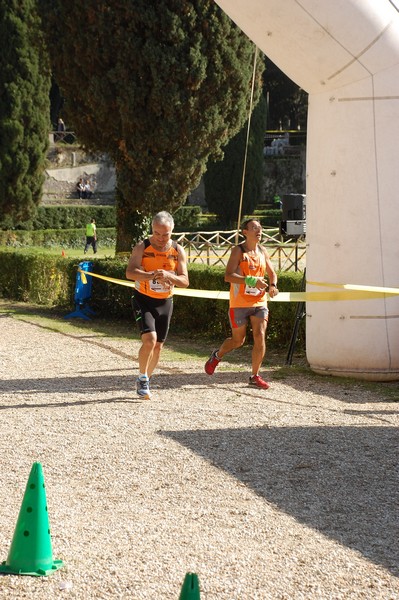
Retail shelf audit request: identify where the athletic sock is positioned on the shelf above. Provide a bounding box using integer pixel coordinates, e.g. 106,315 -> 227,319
138,373 -> 148,380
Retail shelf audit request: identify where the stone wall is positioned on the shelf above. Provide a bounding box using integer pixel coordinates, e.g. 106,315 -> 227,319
263,148 -> 306,204
42,146 -> 115,205
42,144 -> 306,209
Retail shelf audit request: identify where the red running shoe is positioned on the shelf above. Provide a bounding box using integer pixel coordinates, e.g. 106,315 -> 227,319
249,374 -> 270,389
205,350 -> 221,375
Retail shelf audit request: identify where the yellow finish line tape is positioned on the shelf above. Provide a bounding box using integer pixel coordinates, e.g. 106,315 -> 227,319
307,280 -> 399,294
78,269 -> 399,302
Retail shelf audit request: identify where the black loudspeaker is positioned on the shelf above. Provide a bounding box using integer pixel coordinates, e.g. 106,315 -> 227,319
281,194 -> 306,220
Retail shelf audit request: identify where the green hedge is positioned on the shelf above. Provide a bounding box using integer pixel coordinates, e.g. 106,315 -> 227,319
198,209 -> 283,230
257,209 -> 282,227
0,250 -> 77,307
0,205 -> 279,233
0,204 -> 202,232
0,228 -> 116,248
174,206 -> 202,231
0,249 -> 305,348
0,205 -> 116,231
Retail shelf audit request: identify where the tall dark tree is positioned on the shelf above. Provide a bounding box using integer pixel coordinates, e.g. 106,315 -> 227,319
40,0 -> 263,251
49,78 -> 64,130
0,0 -> 51,225
204,93 -> 267,228
264,57 -> 308,131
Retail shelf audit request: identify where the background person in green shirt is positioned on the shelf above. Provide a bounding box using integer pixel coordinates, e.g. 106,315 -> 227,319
84,218 -> 97,254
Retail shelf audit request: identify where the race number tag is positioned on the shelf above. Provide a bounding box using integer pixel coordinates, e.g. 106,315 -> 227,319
244,284 -> 262,296
149,271 -> 175,293
149,279 -> 167,293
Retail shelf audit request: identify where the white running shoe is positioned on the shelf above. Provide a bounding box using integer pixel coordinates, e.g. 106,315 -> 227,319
136,376 -> 151,399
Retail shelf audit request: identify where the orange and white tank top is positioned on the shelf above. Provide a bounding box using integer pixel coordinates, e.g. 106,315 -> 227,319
230,244 -> 267,308
135,239 -> 179,299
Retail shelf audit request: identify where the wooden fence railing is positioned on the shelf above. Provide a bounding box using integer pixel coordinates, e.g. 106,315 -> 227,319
172,229 -> 306,272
49,131 -> 77,144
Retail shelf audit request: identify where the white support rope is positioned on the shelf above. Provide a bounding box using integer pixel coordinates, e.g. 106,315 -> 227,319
236,45 -> 259,242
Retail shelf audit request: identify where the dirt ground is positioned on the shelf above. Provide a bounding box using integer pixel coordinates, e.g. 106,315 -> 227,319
0,308 -> 398,599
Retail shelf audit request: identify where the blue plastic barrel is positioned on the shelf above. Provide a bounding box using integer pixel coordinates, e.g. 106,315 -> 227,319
65,261 -> 95,320
74,261 -> 93,304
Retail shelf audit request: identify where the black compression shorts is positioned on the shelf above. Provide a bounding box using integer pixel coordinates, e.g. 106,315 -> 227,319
131,290 -> 173,343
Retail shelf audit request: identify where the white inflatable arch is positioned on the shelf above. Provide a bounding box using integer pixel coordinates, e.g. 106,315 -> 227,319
215,0 -> 399,380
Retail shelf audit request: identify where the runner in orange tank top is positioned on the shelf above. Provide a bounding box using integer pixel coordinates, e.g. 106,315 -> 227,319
205,219 -> 279,389
126,211 -> 189,399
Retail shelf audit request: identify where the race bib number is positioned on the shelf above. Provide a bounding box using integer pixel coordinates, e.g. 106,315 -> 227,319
244,284 -> 262,296
149,271 -> 175,293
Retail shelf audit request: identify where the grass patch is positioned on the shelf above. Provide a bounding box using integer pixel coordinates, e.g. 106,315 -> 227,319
0,245 -> 115,260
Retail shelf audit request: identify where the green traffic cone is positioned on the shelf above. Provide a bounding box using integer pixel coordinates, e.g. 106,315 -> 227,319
179,572 -> 201,599
0,462 -> 63,576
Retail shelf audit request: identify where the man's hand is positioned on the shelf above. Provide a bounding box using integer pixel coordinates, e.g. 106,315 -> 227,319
153,269 -> 172,286
255,277 -> 268,291
268,283 -> 279,298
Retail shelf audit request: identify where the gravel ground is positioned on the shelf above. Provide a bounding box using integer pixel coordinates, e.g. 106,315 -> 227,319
0,312 -> 398,599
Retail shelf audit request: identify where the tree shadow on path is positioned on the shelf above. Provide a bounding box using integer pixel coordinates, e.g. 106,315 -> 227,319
161,425 -> 399,577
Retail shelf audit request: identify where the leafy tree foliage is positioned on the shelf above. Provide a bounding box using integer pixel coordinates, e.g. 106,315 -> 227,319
264,57 -> 308,131
204,93 -> 267,228
0,0 -> 50,224
40,0 -> 263,251
49,78 -> 64,130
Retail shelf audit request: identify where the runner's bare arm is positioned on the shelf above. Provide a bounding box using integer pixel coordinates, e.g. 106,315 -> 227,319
126,241 -> 154,281
263,247 -> 279,297
224,246 -> 245,284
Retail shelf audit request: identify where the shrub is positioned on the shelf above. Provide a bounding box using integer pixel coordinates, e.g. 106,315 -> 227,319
0,249 -> 305,348
173,206 -> 202,231
0,205 -> 117,231
0,228 -> 116,248
0,204 -> 204,233
0,249 -> 75,306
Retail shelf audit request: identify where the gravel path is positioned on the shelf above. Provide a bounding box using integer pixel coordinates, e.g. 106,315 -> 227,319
0,313 -> 398,599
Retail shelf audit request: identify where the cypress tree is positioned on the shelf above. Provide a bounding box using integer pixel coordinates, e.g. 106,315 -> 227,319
204,93 -> 267,228
264,57 -> 308,131
40,0 -> 263,251
0,0 -> 50,224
